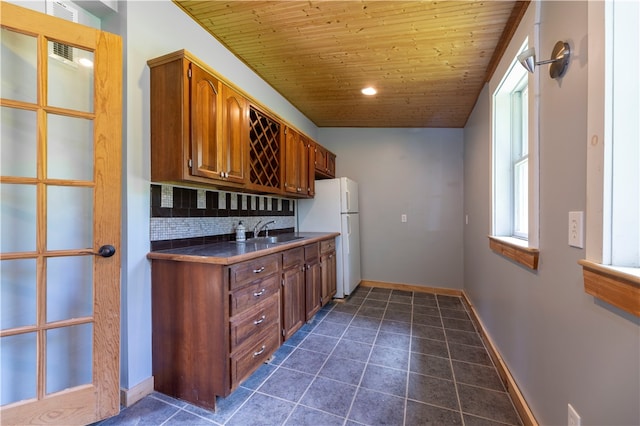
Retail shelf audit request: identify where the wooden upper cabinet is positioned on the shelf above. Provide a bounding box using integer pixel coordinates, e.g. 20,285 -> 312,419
283,127 -> 317,198
221,84 -> 248,184
283,126 -> 311,197
306,139 -> 316,197
283,126 -> 300,195
248,105 -> 282,193
148,51 -> 246,188
190,62 -> 222,180
149,50 -> 333,196
314,143 -> 336,179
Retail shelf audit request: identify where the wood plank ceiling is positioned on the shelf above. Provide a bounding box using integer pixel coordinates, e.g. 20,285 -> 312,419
174,1 -> 529,128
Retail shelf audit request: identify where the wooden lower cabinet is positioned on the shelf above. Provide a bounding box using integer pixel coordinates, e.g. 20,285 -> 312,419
151,260 -> 229,411
304,243 -> 322,320
321,239 -> 337,305
150,237 -> 336,411
281,247 -> 306,341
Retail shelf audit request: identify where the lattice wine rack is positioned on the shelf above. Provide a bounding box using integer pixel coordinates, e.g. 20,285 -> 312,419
249,106 -> 281,190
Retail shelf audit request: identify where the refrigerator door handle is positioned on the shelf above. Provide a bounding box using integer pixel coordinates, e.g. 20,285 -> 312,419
345,190 -> 350,212
345,215 -> 351,254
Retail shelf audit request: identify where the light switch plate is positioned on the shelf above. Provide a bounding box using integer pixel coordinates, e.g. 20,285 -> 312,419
568,211 -> 584,248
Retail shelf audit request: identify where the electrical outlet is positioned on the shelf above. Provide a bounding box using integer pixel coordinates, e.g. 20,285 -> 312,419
568,211 -> 584,248
401,214 -> 407,223
568,404 -> 581,426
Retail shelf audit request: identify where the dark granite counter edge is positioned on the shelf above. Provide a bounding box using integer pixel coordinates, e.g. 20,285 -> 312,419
146,232 -> 340,265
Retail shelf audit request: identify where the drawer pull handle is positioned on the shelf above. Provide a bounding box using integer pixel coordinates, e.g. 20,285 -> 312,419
253,345 -> 266,357
254,315 -> 266,325
253,266 -> 265,274
253,288 -> 266,297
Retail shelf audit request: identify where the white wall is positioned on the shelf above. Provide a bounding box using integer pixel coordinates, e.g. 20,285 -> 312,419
319,128 -> 464,289
463,2 -> 640,425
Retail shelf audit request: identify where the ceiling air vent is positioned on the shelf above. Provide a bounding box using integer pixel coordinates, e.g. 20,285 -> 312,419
46,0 -> 78,65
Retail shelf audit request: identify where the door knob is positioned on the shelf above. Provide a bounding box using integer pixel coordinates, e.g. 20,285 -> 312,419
96,245 -> 116,258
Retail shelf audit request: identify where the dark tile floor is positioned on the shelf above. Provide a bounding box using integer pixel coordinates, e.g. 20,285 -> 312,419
99,287 -> 522,426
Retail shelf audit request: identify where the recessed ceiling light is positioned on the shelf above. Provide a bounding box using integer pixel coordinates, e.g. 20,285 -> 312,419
361,87 -> 377,96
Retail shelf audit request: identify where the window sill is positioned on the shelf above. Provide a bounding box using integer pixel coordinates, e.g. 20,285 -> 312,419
488,236 -> 539,270
578,260 -> 640,317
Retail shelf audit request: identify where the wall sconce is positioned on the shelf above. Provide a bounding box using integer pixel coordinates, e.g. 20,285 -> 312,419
517,41 -> 571,79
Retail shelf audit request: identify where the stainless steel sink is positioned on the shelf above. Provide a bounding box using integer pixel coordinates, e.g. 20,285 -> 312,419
245,235 -> 304,244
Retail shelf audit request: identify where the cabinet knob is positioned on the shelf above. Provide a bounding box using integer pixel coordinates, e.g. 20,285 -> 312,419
253,266 -> 265,274
253,315 -> 266,325
253,288 -> 266,297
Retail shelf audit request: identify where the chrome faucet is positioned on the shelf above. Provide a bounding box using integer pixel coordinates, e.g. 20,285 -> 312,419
253,220 -> 262,238
254,220 -> 276,237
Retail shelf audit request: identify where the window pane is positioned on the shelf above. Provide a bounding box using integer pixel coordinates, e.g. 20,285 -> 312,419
1,333 -> 37,405
514,158 -> 528,238
47,186 -> 93,251
47,41 -> 94,113
521,87 -> 529,157
1,259 -> 37,330
1,107 -> 37,178
609,0 -> 640,267
47,114 -> 94,181
46,324 -> 93,394
47,256 -> 93,323
0,183 -> 37,253
1,28 -> 37,103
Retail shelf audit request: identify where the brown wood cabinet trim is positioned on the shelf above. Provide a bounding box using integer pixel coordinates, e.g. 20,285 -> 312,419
488,236 -> 539,270
578,260 -> 640,317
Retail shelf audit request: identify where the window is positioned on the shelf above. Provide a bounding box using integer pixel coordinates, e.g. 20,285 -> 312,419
512,82 -> 529,239
582,0 -> 639,316
489,40 -> 539,270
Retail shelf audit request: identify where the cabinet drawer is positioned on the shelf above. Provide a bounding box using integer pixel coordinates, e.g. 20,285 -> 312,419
320,239 -> 336,254
230,327 -> 279,389
282,247 -> 304,269
229,253 -> 281,289
229,294 -> 280,352
304,243 -> 319,263
230,274 -> 280,316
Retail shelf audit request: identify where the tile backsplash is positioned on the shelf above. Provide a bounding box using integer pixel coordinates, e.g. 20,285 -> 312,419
150,184 -> 296,251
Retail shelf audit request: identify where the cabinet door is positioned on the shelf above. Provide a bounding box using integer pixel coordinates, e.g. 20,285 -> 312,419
321,250 -> 337,305
299,134 -> 310,198
307,140 -> 316,197
305,260 -> 322,320
326,152 -> 336,178
281,266 -> 305,341
190,62 -> 223,180
304,243 -> 321,319
221,84 -> 248,183
283,127 -> 300,195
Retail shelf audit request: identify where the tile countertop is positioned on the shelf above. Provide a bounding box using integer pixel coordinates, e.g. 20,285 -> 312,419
146,232 -> 340,265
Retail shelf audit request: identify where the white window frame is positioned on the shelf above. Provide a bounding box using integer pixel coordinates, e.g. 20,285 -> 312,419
585,0 -> 640,279
488,4 -> 540,269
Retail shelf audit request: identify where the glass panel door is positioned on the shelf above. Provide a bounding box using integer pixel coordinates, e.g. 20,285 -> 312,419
0,3 -> 122,424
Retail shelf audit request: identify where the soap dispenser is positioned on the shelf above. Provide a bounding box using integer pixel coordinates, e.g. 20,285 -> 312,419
236,221 -> 246,242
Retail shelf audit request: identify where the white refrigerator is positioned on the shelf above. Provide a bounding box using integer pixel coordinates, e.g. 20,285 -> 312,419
297,177 -> 361,298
